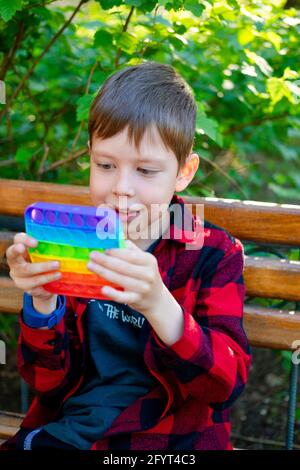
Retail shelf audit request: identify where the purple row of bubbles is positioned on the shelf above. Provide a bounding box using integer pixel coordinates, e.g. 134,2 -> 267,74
29,208 -> 102,229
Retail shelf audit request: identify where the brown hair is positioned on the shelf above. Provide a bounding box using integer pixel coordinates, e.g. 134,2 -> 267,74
88,61 -> 196,174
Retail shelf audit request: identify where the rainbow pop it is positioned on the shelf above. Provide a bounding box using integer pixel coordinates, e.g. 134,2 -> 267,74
24,202 -> 126,299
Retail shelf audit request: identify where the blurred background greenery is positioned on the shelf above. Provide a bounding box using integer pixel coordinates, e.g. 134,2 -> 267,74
0,0 -> 299,203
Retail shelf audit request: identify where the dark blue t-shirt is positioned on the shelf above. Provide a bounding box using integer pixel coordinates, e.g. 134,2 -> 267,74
42,238 -> 160,449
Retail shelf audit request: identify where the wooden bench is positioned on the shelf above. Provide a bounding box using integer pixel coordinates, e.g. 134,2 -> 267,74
0,178 -> 300,448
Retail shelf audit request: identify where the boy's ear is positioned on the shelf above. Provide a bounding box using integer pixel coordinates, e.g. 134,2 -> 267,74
175,153 -> 199,192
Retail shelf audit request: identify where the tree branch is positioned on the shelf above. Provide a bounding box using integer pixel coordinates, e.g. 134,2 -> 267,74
115,6 -> 135,69
197,152 -> 249,198
224,113 -> 289,135
70,60 -> 99,153
0,159 -> 16,168
39,147 -> 88,175
0,22 -> 25,81
139,4 -> 160,57
37,144 -> 50,178
0,0 -> 86,122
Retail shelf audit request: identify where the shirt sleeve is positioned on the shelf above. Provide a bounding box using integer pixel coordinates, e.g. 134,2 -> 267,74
17,295 -> 80,394
146,237 -> 252,410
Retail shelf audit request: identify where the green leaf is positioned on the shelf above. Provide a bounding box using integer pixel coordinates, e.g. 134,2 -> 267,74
95,0 -> 123,10
238,27 -> 255,45
286,81 -> 300,101
173,22 -> 187,35
245,49 -> 273,77
267,77 -> 294,106
196,116 -> 223,147
124,0 -> 157,12
168,33 -> 188,50
268,183 -> 300,201
283,67 -> 299,80
76,94 -> 95,122
94,30 -> 113,48
123,0 -> 144,6
196,101 -> 208,117
14,147 -> 32,165
184,1 -> 205,17
0,0 -> 23,22
259,31 -> 282,52
114,32 -> 139,54
212,0 -> 236,20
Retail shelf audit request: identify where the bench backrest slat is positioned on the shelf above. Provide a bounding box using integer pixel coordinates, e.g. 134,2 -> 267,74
1,179 -> 300,246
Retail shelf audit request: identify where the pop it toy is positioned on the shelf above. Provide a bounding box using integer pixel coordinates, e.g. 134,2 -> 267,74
24,202 -> 126,300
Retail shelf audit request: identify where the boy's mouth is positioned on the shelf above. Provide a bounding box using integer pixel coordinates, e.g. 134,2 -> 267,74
115,208 -> 140,221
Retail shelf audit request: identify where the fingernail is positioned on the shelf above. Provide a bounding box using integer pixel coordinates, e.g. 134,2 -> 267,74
52,261 -> 60,268
87,261 -> 95,269
54,272 -> 61,278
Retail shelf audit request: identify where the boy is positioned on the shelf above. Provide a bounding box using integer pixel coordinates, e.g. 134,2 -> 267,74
2,61 -> 251,450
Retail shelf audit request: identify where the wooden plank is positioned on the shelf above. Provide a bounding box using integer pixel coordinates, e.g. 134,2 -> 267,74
0,277 -> 23,314
244,305 -> 300,350
0,178 -> 91,216
1,179 -> 300,246
185,195 -> 300,247
244,256 -> 300,302
0,410 -> 23,439
1,247 -> 300,303
0,231 -> 15,273
0,231 -> 15,258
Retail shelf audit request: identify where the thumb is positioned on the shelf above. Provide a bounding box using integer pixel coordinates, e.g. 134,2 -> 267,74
125,239 -> 139,250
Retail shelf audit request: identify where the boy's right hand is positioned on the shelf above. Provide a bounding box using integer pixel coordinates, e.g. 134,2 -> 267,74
6,232 -> 62,314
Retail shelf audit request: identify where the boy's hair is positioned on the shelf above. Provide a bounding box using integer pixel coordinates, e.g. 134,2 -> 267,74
88,61 -> 196,174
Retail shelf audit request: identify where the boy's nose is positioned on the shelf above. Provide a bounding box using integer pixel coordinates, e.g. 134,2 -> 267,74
113,175 -> 135,197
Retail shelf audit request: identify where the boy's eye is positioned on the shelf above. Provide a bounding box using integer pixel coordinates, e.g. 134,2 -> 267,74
96,163 -> 111,170
138,168 -> 157,175
96,163 -> 158,176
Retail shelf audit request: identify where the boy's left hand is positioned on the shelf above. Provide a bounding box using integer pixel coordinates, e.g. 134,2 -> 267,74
87,239 -> 165,318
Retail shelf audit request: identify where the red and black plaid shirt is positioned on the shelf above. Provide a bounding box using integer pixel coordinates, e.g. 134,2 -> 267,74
1,194 -> 252,450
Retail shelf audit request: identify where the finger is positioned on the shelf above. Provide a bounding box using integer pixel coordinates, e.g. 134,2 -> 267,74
13,232 -> 38,247
6,243 -> 29,266
87,261 -> 149,293
19,271 -> 62,291
18,260 -> 61,278
125,239 -> 140,250
101,285 -> 139,304
89,252 -> 146,280
103,247 -> 146,265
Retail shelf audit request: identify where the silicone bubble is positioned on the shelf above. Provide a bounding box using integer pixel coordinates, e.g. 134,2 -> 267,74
44,271 -> 124,300
24,202 -> 126,300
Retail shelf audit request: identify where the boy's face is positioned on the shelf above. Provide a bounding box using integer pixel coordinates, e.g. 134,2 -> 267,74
89,125 -> 199,250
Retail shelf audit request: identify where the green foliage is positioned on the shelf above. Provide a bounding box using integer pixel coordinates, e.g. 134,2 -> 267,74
0,0 -> 299,201
0,0 -> 23,22
76,94 -> 95,122
0,314 -> 18,349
